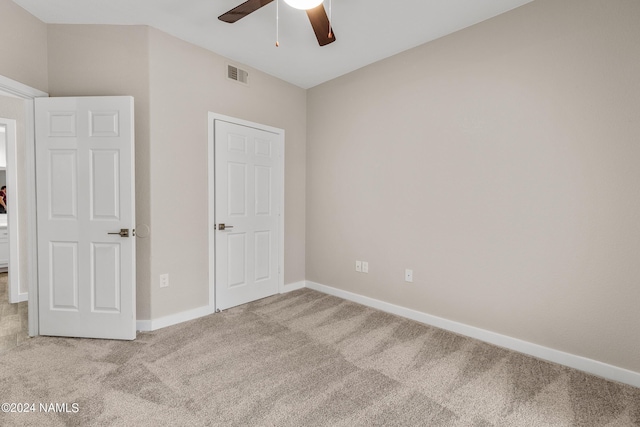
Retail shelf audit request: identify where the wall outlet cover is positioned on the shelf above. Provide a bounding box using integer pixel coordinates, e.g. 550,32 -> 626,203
405,269 -> 413,283
160,273 -> 169,288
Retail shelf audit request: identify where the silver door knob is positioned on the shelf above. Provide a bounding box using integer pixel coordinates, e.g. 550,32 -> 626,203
217,224 -> 234,230
108,228 -> 129,237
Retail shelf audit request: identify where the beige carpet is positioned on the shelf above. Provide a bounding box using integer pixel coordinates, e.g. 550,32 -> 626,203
0,288 -> 638,426
0,272 -> 29,354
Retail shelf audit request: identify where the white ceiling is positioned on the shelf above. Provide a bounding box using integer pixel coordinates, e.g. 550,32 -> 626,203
13,0 -> 533,89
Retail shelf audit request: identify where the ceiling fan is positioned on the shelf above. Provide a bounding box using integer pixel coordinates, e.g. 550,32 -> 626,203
218,0 -> 336,46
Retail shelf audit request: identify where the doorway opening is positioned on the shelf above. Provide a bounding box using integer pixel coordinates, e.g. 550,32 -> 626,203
0,97 -> 30,352
0,114 -> 22,302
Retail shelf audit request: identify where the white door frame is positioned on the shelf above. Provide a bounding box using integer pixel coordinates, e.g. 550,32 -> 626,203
207,112 -> 285,311
0,74 -> 48,336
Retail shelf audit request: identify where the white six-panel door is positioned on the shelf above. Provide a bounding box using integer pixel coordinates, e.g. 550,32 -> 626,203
214,119 -> 282,310
35,96 -> 136,340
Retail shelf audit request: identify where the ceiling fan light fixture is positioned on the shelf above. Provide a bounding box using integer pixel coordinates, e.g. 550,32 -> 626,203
283,0 -> 324,10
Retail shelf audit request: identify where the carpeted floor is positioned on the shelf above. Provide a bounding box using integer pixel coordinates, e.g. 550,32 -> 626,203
0,272 -> 29,354
0,288 -> 638,426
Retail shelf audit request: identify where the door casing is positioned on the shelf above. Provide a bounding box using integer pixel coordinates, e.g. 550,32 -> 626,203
0,74 -> 48,336
207,112 -> 285,311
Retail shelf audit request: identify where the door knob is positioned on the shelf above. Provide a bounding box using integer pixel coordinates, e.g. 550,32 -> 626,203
108,228 -> 129,237
217,224 -> 234,230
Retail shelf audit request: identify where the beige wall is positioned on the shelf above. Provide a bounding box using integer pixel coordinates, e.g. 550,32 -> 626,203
0,0 -> 48,93
47,24 -> 153,320
306,0 -> 640,373
148,28 -> 306,319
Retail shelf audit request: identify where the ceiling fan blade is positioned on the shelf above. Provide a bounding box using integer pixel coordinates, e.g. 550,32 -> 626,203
218,0 -> 275,23
306,4 -> 336,46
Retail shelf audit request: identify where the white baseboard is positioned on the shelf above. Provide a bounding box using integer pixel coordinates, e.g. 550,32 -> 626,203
136,305 -> 216,332
282,280 -> 306,293
10,291 -> 28,303
136,319 -> 152,332
138,281 -> 306,332
305,280 -> 640,389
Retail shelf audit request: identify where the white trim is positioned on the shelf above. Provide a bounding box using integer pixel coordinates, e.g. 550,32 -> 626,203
281,281 -> 306,293
0,75 -> 47,99
207,112 -> 285,312
24,98 -> 40,336
209,112 -> 284,135
0,118 -> 24,302
138,279 -> 304,332
0,74 -> 48,336
278,135 -> 285,295
136,319 -> 152,332
305,280 -> 640,389
136,305 -> 216,332
208,114 -> 216,311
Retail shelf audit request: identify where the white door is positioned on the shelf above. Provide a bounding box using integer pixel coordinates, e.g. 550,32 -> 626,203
35,96 -> 136,340
214,119 -> 282,310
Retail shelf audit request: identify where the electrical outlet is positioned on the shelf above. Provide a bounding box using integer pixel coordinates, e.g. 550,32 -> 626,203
362,261 -> 369,273
404,269 -> 413,283
355,261 -> 362,272
160,273 -> 169,288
